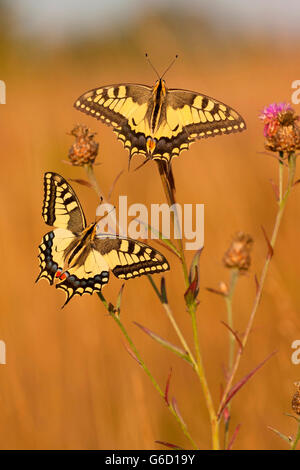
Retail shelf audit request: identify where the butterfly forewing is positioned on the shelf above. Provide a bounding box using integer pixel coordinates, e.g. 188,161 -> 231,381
167,88 -> 246,139
74,83 -> 153,157
42,172 -> 86,232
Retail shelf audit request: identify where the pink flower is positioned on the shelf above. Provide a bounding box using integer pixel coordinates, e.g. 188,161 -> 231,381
259,103 -> 294,137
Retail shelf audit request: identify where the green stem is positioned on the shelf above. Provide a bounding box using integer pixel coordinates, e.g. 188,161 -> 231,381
189,301 -> 220,449
155,161 -> 219,449
225,269 -> 239,373
223,268 -> 239,449
291,420 -> 300,450
162,302 -> 197,369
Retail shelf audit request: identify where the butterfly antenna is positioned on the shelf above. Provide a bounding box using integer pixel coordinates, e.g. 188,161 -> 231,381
161,55 -> 179,79
145,53 -> 160,80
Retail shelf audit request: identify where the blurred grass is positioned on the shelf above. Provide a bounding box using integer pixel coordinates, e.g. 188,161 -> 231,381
0,7 -> 300,449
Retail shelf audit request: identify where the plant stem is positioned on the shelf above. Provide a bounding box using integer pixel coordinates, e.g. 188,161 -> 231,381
155,161 -> 219,450
218,153 -> 297,418
223,268 -> 239,449
225,269 -> 239,373
279,153 -> 284,202
84,163 -> 105,200
156,161 -> 189,287
291,420 -> 300,450
162,302 -> 197,369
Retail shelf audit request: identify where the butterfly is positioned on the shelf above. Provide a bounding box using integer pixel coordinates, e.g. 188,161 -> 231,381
74,66 -> 246,165
36,172 -> 170,307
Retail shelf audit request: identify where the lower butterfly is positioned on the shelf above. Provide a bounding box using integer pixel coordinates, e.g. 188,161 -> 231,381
36,172 -> 170,307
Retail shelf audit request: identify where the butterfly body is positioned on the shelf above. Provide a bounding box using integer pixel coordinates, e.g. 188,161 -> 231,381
74,78 -> 246,163
37,172 -> 169,307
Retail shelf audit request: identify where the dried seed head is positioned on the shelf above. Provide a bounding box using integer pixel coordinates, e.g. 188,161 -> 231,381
260,103 -> 300,154
68,124 -> 99,166
223,232 -> 253,272
292,381 -> 300,415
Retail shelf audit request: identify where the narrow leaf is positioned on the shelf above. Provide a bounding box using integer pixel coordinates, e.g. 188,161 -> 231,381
172,397 -> 186,427
292,179 -> 300,187
189,247 -> 204,284
261,225 -> 274,259
116,284 -> 125,313
267,426 -> 292,444
107,169 -> 124,201
69,178 -> 93,189
147,275 -> 162,302
155,440 -> 183,450
257,150 -> 288,166
164,368 -> 172,405
227,424 -> 241,450
123,343 -> 142,365
284,413 -> 300,423
219,350 -> 277,418
160,277 -> 168,304
254,274 -> 260,295
184,270 -> 199,308
206,286 -> 226,297
133,321 -> 192,365
221,321 -> 243,353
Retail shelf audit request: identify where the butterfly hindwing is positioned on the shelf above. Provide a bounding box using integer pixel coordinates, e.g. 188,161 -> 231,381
94,236 -> 170,280
36,228 -> 110,307
42,172 -> 86,232
37,228 -> 76,285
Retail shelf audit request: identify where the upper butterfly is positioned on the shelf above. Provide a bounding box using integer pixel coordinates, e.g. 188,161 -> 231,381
74,74 -> 246,164
36,172 -> 169,308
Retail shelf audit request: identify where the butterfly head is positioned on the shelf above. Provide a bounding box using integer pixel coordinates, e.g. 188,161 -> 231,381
153,78 -> 167,98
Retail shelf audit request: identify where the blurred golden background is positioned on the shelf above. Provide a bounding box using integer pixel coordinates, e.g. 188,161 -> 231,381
1,0 -> 300,450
